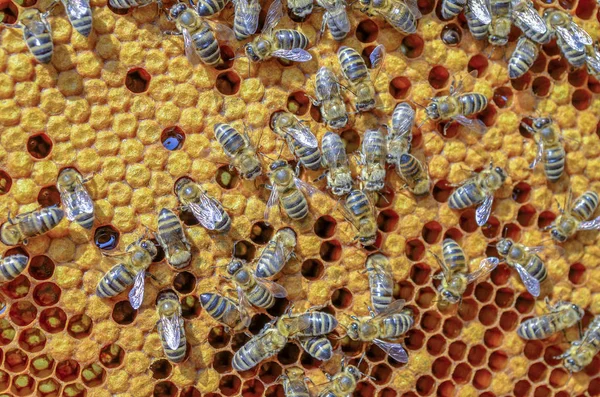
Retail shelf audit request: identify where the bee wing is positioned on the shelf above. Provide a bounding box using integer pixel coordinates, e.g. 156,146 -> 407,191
128,271 -> 146,310
529,139 -> 544,170
468,0 -> 492,24
263,0 -> 283,33
511,0 -> 547,35
555,24 -> 591,51
514,263 -> 540,297
271,48 -> 313,62
327,6 -> 351,36
475,195 -> 494,226
369,44 -> 386,69
264,186 -> 280,221
236,0 -> 260,36
285,122 -> 319,148
578,216 -> 600,231
294,177 -> 320,197
403,0 -> 422,18
207,21 -> 237,43
371,299 -> 407,320
466,257 -> 499,284
256,277 -> 288,298
586,48 -> 600,75
455,115 -> 487,134
64,0 -> 91,19
59,185 -> 92,223
183,28 -> 202,66
190,194 -> 224,230
285,315 -> 312,335
374,339 -> 409,363
161,315 -> 182,350
569,21 -> 593,46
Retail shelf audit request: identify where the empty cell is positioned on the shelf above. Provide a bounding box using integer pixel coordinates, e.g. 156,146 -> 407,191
421,221 -> 442,244
442,227 -> 462,242
481,216 -> 500,238
420,310 -> 441,332
488,350 -> 508,371
437,381 -> 455,397
458,299 -> 478,321
125,68 -> 151,93
512,182 -> 531,203
250,222 -> 274,245
405,239 -> 425,261
532,76 -> 551,97
568,69 -> 588,87
331,288 -> 352,309
473,369 -> 491,389
314,216 -> 337,239
491,263 -> 510,286
589,378 -> 600,396
217,45 -> 235,70
502,223 -> 521,240
426,334 -> 446,356
493,87 -> 513,108
319,240 -> 342,262
153,381 -> 178,397
467,345 -> 486,367
477,105 -> 497,127
428,66 -> 450,89
220,375 -> 241,396
208,326 -> 231,349
301,259 -> 324,280
517,204 -> 536,226
448,341 -> 466,361
432,357 -> 451,379
249,314 -> 271,334
458,209 -> 478,232
379,387 -> 397,397
375,186 -> 395,208
389,77 -> 411,99
233,240 -> 255,262
401,35 -> 424,58
258,362 -> 281,384
549,368 -> 568,388
515,293 -> 535,313
432,180 -> 453,203
405,329 -> 425,351
286,91 -> 310,116
569,262 -> 586,284
340,129 -> 360,152
534,385 -> 551,397
377,209 -> 399,233
410,263 -> 431,285
395,281 -> 415,301
0,170 -> 12,195
265,385 -> 283,397
356,19 -> 379,43
514,380 -> 531,397
572,89 -> 592,110
478,305 -> 498,326
366,343 -> 386,362
111,300 -> 139,326
267,297 -> 289,317
216,71 -> 241,95
468,54 -> 488,77
173,271 -> 196,294
499,310 -> 519,331
547,58 -> 567,80
231,333 -> 251,351
537,211 -> 556,229
494,287 -> 514,308
37,185 -> 61,207
277,343 -> 300,365
452,363 -> 472,384
483,328 -> 503,348
242,379 -> 264,397
589,76 -> 600,93
442,317 -> 462,339
524,340 -> 544,360
511,73 -> 531,91
180,387 -> 201,397
371,363 -> 392,385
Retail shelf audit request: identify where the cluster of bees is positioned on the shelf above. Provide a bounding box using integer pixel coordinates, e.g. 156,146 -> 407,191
2,0 -> 600,392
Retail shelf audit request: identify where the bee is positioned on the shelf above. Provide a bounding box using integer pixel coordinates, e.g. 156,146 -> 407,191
517,299 -> 583,340
521,116 -> 565,182
357,129 -> 386,192
424,78 -> 488,134
166,3 -> 223,67
487,0 -> 511,47
271,111 -> 322,171
357,0 -> 421,34
232,0 -> 261,40
317,361 -> 362,397
96,239 -> 158,309
448,164 -> 507,226
432,238 -> 499,304
496,238 -> 547,297
343,189 -> 377,247
396,153 -> 430,196
298,335 -> 334,361
2,9 -> 53,64
199,292 -> 250,332
365,253 -> 394,314
46,0 -> 92,37
265,160 -> 318,222
244,0 -> 312,63
282,309 -> 338,361
108,0 -> 159,10
337,46 -> 376,112
191,0 -> 228,16
546,189 -> 600,242
388,102 -> 415,141
317,0 -> 350,41
545,9 -> 592,68
511,0 -> 550,44
287,0 -> 313,20
312,66 -> 349,130
0,207 -> 64,246
280,367 -> 310,397
508,36 -> 539,79
440,0 -> 466,20
255,227 -> 297,278
56,168 -> 94,230
156,290 -> 187,363
156,208 -> 192,270
585,42 -> 600,79
227,258 -> 288,309
175,177 -> 231,233
214,123 -> 262,180
555,315 -> 600,373
320,132 -> 353,196
464,0 -> 491,41
0,254 -> 29,283
345,299 -> 414,363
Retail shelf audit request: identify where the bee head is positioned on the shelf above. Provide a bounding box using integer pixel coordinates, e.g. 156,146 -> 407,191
227,259 -> 244,276
346,365 -> 362,381
496,238 -> 512,257
244,166 -> 262,180
346,322 -> 360,339
442,289 -> 459,304
550,228 -> 567,242
425,102 -> 439,119
170,3 -> 187,19
0,223 -> 19,246
489,35 -> 508,46
244,43 -> 260,62
494,167 -> 507,183
359,235 -> 376,246
270,160 -> 288,171
564,357 -> 582,373
329,115 -> 349,129
533,117 -> 551,130
139,239 -> 158,258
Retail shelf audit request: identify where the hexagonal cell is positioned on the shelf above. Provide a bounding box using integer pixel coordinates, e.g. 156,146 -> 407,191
150,359 -> 172,380
478,304 -> 498,326
266,297 -> 289,318
420,310 -> 441,333
375,186 -> 394,208
473,369 -> 491,389
532,76 -> 551,97
502,222 -> 521,240
257,362 -> 281,384
161,126 -> 186,151
0,170 -> 12,195
468,54 -> 488,77
125,67 -> 151,93
415,287 -> 435,309
249,314 -> 271,334
215,71 -> 241,96
515,293 -> 535,314
405,239 -> 425,261
241,379 -> 264,397
81,363 -> 105,388
207,326 -> 231,349
213,351 -> 233,374
99,343 -> 125,369
28,255 -> 55,280
426,334 -> 445,356
467,345 -> 486,367
369,363 -> 391,385
377,210 -> 399,233
152,381 -> 178,397
421,221 -> 442,244
37,378 -> 60,397
537,210 -> 556,229
93,225 -> 120,250
365,343 -> 386,363
27,133 -> 53,160
181,295 -> 202,319
548,367 -> 568,388
514,380 -> 531,397
428,66 -> 449,89
448,341 -> 466,361
568,69 -> 588,87
355,19 -> 378,42
216,165 -> 241,190
488,350 -> 508,371
431,356 -> 451,380
330,287 -> 353,309
0,319 -> 15,345
410,263 -> 431,285
219,375 -> 242,396
379,387 -> 397,397
9,301 -> 37,327
180,387 -> 201,397
233,240 -> 255,262
5,348 -> 29,373
250,222 -> 274,245
493,86 -> 513,108
286,91 -> 310,116
499,311 -> 519,332
401,34 -> 424,58
405,329 -> 425,351
66,314 -> 93,339
443,227 -> 462,242
457,299 -> 478,321
301,259 -> 324,280
314,215 -> 337,239
572,89 -> 592,110
54,359 -> 80,383
39,307 -> 66,333
483,327 -> 503,348
319,240 -> 342,262
30,354 -> 55,379
481,216 -> 500,238
173,271 -> 196,294
458,209 -> 477,233
1,275 -> 30,300
440,23 -> 462,45
527,362 -> 547,383
512,182 -> 531,203
389,77 -> 411,99
547,57 -> 567,80
494,287 -> 514,308
442,317 -> 462,339
33,282 -> 61,307
18,328 -> 46,353
11,374 -> 35,396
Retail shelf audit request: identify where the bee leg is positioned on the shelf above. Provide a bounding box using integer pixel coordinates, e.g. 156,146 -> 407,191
6,211 -> 14,225
317,12 -> 328,45
163,30 -> 182,36
313,172 -> 328,183
101,251 -> 128,258
43,0 -> 60,17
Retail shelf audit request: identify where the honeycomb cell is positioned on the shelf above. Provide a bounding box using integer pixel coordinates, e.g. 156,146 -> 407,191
410,263 -> 431,285
377,209 -> 399,233
111,300 -> 137,325
524,340 -> 544,361
568,69 -> 588,87
39,307 -> 66,333
9,301 -> 37,327
534,385 -> 551,397
467,55 -> 488,77
33,282 -> 61,307
502,223 -> 521,240
589,76 -> 600,93
216,71 -> 241,96
99,343 -> 125,369
481,216 -> 500,239
216,165 -> 240,189
161,126 -> 185,151
569,262 -> 586,285
10,374 -> 35,396
27,133 -> 53,160
81,363 -> 105,387
28,255 -> 55,281
458,299 -> 478,321
499,310 -> 518,332
549,368 -> 568,388
30,354 -> 55,379
426,334 -> 445,356
547,58 -> 567,80
356,19 -> 379,42
511,73 -> 532,91
150,359 -> 172,380
5,348 -> 28,373
173,271 -> 196,294
421,221 -> 442,244
376,186 -> 395,209
488,350 -> 507,371
405,239 -> 425,261
93,225 -> 120,251
589,379 -> 600,396
1,275 -> 31,300
0,320 -> 15,345
415,287 -> 435,309
512,182 -> 531,203
440,23 -> 462,46
448,341 -> 466,361
125,68 -> 151,93
473,369 -> 491,389
286,91 -> 310,116
66,314 -> 93,339
379,387 -> 397,397
483,327 -> 503,348
208,326 -> 231,349
314,215 -> 337,239
537,211 -> 556,229
266,297 -> 289,317
515,293 -> 535,314
37,185 -> 61,208
478,304 -> 498,326
181,295 -> 201,319
249,314 -> 271,334
55,359 -> 80,383
467,345 -> 486,367
301,259 -> 324,280
37,378 -> 60,397
0,1 -> 18,24
180,387 -> 201,397
442,317 -> 461,339
366,344 -> 386,362
493,87 -> 513,108
432,357 -> 451,379
331,288 -> 352,309
428,66 -> 449,90
250,221 -> 274,244
432,180 -> 452,203
420,310 -> 441,332
0,170 -> 12,195
265,384 -> 283,397
154,381 -> 178,397
514,380 -> 531,397
258,362 -> 281,384
532,76 -> 551,97
340,129 -> 360,152
458,209 -> 477,233
401,35 -> 424,58
389,77 -> 411,99
233,240 -> 256,262
405,329 -> 425,351
319,240 -> 342,262
572,89 -> 591,110
213,351 -> 233,374
18,328 -> 46,353
278,343 -> 301,365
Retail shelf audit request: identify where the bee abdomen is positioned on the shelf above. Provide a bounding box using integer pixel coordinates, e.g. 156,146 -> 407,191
281,192 -> 309,220
525,255 -> 547,283
0,255 -> 28,282
248,285 -> 275,308
215,211 -> 232,233
508,37 -> 538,79
346,190 -> 370,217
96,264 -> 136,298
200,293 -> 236,321
441,0 -> 466,19
108,0 -> 145,8
448,182 -> 484,209
442,238 -> 466,271
398,154 -> 421,180
233,339 -> 274,371
388,3 -> 417,33
465,9 -> 488,40
572,191 -> 599,221
294,144 -> 322,171
71,13 -> 93,37
543,147 -> 565,182
517,316 -> 557,339
369,274 -> 393,313
274,29 -> 310,50
458,93 -> 487,116
158,320 -> 187,362
193,27 -> 222,66
255,244 -> 282,278
298,336 -> 333,360
338,46 -> 368,83
215,123 -> 245,156
196,0 -> 228,16
300,313 -> 338,335
560,40 -> 586,68
382,313 -> 414,338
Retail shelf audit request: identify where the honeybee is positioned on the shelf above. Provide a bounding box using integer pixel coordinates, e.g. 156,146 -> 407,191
96,238 -> 158,309
555,315 -> 600,373
312,66 -> 349,129
156,208 -> 192,270
317,0 -> 350,41
343,189 -> 377,246
495,238 -> 547,297
511,0 -> 550,44
365,253 -> 394,314
517,299 -> 583,340
357,0 -> 421,34
199,292 -> 251,332
192,0 -> 228,16
585,42 -> 600,79
448,164 -> 507,226
0,254 -> 29,283
166,3 -> 224,67
108,0 -> 159,10
546,189 -> 600,242
357,129 -> 386,193
345,299 -> 414,363
255,227 -> 297,278
46,0 -> 92,37
320,132 -> 353,196
3,9 -> 53,64
521,116 -> 565,182
389,102 -> 415,140
280,367 -> 310,397
156,290 -> 187,363
508,36 -> 539,79
396,153 -> 430,196
424,78 -> 488,135
271,111 -> 322,171
56,168 -> 95,230
337,46 -> 377,112
232,0 -> 261,40
214,123 -> 262,180
545,9 -> 592,68
265,160 -> 318,222
227,258 -> 288,309
244,0 -> 312,63
282,309 -> 338,361
318,361 -> 363,397
175,177 -> 231,233
287,0 -> 314,20
0,207 -> 64,246
464,0 -> 491,41
298,335 -> 334,361
432,238 -> 499,305
440,0 -> 466,20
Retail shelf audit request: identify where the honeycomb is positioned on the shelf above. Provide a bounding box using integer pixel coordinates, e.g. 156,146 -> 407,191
0,0 -> 600,393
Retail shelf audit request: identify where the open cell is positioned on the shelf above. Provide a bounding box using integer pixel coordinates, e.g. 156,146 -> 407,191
502,223 -> 521,240
481,216 -> 500,238
9,301 -> 37,327
452,363 -> 472,384
405,329 -> 425,351
277,343 -> 300,365
511,72 -> 531,91
572,89 -> 591,110
432,357 -> 451,379
442,317 -> 462,339
216,165 -> 240,189
0,1 -> 19,24
242,379 -> 264,397
18,328 -> 46,353
208,326 -> 230,349
458,209 -> 478,232
410,263 -> 431,285
319,240 -> 342,262
125,68 -> 151,93
448,341 -> 466,361
28,255 -> 54,280
67,314 -> 93,339
426,334 -> 445,356
478,305 -> 498,326
568,69 -> 588,87
405,239 -> 425,261
112,300 -> 137,325
30,354 -> 55,379
569,262 -> 586,284
340,129 -> 360,153
249,314 -> 271,335
428,66 -> 449,89
258,362 -> 281,384
499,310 -> 518,332
512,182 -> 531,203
531,76 -> 551,97
389,77 -> 411,99
154,381 -> 178,397
356,19 -> 379,43
55,359 -> 80,382
483,328 -> 503,348
415,375 -> 434,396
514,380 -> 531,397
33,282 -> 61,306
547,58 -> 567,80
443,227 -> 462,242
473,369 -> 491,389
493,87 -> 513,108
1,275 -> 30,300
81,363 -> 106,387
180,387 -> 201,397
516,293 -> 535,313
314,215 -> 337,239
421,221 -> 442,244
94,225 -> 120,251
537,211 -> 556,229
5,348 -> 29,373
432,180 -> 452,202
217,45 -> 235,70
213,351 -> 233,373
528,362 -> 547,383
549,368 -> 568,388
377,209 -> 399,233
161,126 -> 185,151
27,133 -> 53,160
301,259 -> 324,280
467,54 -> 488,77
250,221 -> 274,244
287,91 -> 310,116
37,185 -> 61,208
331,288 -> 352,309
215,71 -> 241,96
10,374 -> 35,396
99,343 -> 125,369
420,310 -> 441,332
440,24 -> 462,46
457,299 -> 478,321
467,345 -> 486,367
474,282 -> 493,303
371,363 -> 392,385
401,35 -> 424,58
173,271 -> 196,294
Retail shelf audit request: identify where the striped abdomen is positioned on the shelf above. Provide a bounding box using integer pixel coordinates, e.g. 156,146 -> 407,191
193,23 -> 222,66
368,271 -> 393,313
385,2 -> 417,33
290,138 -> 321,170
280,190 -> 309,220
17,208 -> 64,239
458,93 -> 487,116
543,146 -> 565,182
274,30 -> 309,50
288,0 -> 313,18
465,9 -> 489,40
23,25 -> 53,64
509,37 -> 538,79
247,281 -> 275,308
199,293 -> 240,322
96,264 -> 136,298
157,318 -> 187,362
64,0 -> 93,37
157,209 -> 190,269
327,8 -> 350,41
233,329 -> 284,371
298,312 -> 337,336
345,190 -> 370,218
0,255 -> 28,282
381,313 -> 414,339
441,0 -> 466,19
571,191 -> 599,221
322,132 -> 347,167
362,129 -> 386,164
559,40 -> 586,68
196,0 -> 228,16
316,67 -> 340,100
448,182 -> 485,209
298,336 -> 333,360
524,254 -> 547,283
108,0 -> 150,8
255,242 -> 284,278
65,191 -> 95,230
213,208 -> 232,233
442,238 -> 467,274
517,314 -> 562,340
215,123 -> 245,157
398,153 -> 422,181
338,46 -> 368,84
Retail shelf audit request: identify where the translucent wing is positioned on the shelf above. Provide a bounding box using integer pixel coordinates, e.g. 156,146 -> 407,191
466,257 -> 499,284
529,139 -> 544,169
264,186 -> 279,221
183,28 -> 202,65
370,44 -> 385,69
514,263 -> 540,297
271,240 -> 286,268
271,48 -> 313,62
64,0 -> 91,19
587,47 -> 600,75
371,299 -> 407,320
129,271 -> 146,310
578,216 -> 600,231
257,277 -> 288,298
403,0 -> 422,18
374,339 -> 409,363
190,193 -> 224,230
391,103 -> 415,137
283,315 -> 311,335
263,0 -> 283,33
285,122 -> 318,148
555,24 -> 591,51
511,0 -> 547,35
294,177 -> 319,197
208,21 -> 237,43
236,0 -> 260,35
569,21 -> 593,46
161,315 -> 182,350
475,195 -> 494,226
468,0 -> 491,24
327,5 -> 351,36
455,115 -> 487,134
